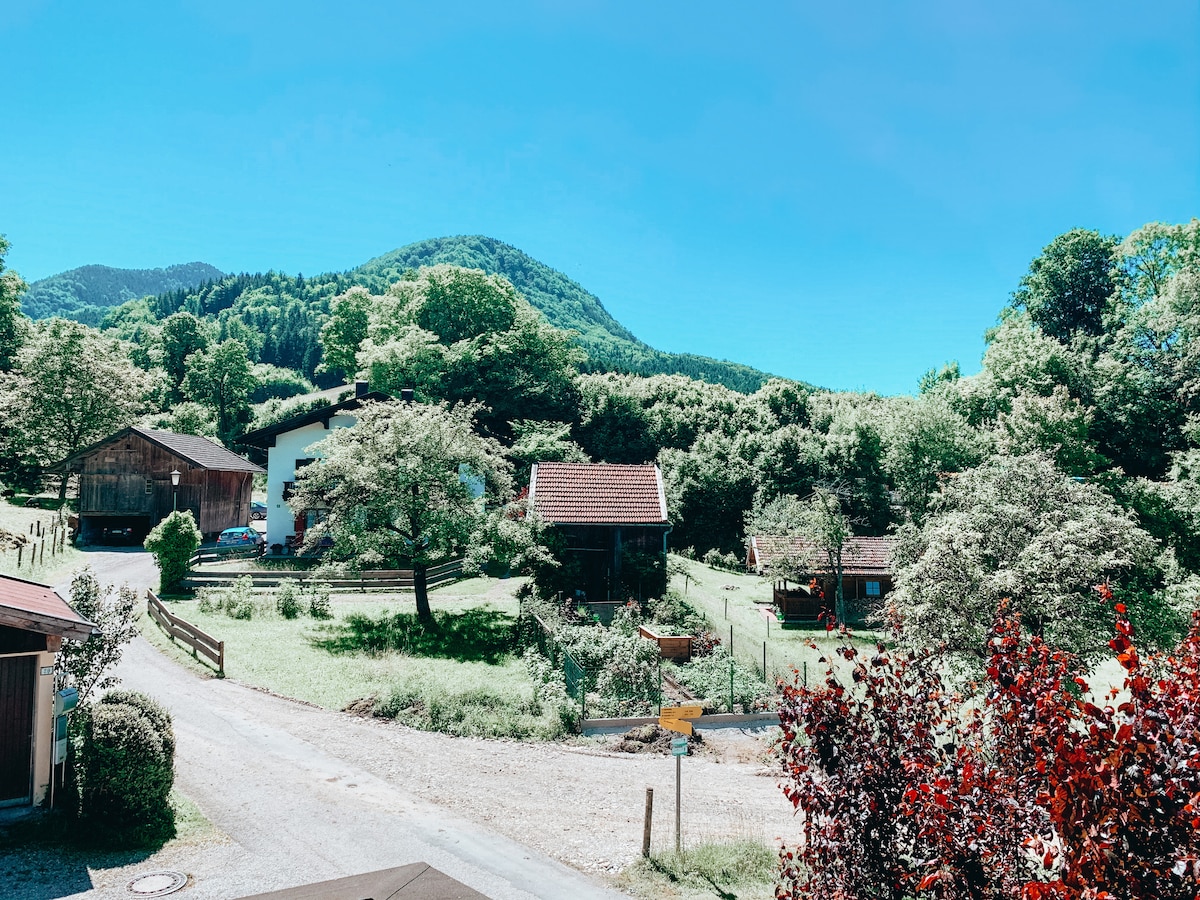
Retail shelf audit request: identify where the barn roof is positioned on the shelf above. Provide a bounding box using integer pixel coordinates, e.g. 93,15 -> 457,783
529,462 -> 668,525
0,574 -> 96,642
56,427 -> 263,473
748,534 -> 896,577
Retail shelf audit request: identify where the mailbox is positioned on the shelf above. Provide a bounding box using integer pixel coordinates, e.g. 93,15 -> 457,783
54,687 -> 78,716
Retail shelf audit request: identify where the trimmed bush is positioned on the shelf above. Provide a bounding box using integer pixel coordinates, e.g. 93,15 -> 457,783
76,691 -> 175,846
144,511 -> 202,593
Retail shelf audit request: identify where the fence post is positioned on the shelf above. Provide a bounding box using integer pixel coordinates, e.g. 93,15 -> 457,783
642,787 -> 654,857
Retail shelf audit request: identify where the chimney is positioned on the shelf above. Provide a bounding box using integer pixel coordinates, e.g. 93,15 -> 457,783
400,388 -> 415,404
354,380 -> 369,399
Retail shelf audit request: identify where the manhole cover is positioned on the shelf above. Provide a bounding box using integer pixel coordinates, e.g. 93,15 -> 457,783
127,871 -> 188,896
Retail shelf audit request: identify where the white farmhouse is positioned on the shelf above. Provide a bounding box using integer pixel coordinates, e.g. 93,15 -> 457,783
239,382 -> 387,551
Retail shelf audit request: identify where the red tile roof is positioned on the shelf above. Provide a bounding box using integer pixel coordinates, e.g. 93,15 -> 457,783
0,574 -> 96,641
748,535 -> 896,577
530,462 -> 668,525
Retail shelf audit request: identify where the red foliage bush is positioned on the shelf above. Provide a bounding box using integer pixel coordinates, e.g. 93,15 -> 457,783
776,589 -> 1200,900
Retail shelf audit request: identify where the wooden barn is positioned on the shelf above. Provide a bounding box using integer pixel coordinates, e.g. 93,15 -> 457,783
747,534 -> 897,624
56,427 -> 264,544
529,462 -> 670,613
0,575 -> 95,808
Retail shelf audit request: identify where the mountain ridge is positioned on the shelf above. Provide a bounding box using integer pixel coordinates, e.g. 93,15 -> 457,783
25,237 -> 779,392
22,261 -> 225,326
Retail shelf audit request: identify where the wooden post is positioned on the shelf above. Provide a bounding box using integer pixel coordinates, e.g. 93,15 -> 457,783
39,540 -> 44,565
642,787 -> 654,857
16,545 -> 22,567
763,641 -> 767,682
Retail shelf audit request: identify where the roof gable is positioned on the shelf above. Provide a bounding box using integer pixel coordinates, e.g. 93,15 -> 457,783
57,427 -> 263,473
750,534 -> 896,577
530,462 -> 668,525
0,574 -> 95,642
238,391 -> 389,447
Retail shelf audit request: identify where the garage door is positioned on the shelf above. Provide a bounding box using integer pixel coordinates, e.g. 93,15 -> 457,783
0,656 -> 36,806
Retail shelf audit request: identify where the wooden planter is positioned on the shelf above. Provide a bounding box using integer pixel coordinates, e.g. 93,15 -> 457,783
638,624 -> 692,661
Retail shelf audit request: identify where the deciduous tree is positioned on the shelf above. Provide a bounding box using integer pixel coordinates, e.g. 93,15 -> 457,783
291,400 -> 512,623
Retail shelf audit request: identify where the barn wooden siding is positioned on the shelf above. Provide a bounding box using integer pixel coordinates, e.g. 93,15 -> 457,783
77,432 -> 253,534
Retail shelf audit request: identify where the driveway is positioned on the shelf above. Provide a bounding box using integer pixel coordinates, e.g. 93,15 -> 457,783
9,550 -> 791,899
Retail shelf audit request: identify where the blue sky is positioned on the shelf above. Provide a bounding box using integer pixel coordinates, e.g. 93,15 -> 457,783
2,1 -> 1196,394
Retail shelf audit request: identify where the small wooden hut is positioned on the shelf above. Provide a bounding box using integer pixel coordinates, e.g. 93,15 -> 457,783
747,534 -> 897,624
56,427 -> 264,543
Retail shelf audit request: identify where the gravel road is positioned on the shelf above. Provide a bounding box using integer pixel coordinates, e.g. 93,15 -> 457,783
8,550 -> 796,899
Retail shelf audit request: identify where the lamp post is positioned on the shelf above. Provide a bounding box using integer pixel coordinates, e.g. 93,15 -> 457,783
170,469 -> 181,512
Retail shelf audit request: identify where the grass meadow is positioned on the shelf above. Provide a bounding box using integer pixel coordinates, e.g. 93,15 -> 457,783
139,575 -> 567,739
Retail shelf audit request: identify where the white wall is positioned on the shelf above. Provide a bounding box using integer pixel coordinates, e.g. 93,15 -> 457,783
263,412 -> 358,548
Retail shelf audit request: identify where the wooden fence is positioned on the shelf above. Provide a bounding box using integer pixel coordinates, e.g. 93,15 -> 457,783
181,558 -> 465,593
190,544 -> 265,566
146,590 -> 225,676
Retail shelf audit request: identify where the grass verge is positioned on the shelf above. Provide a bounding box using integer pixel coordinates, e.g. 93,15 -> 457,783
139,577 -> 567,739
0,500 -> 85,584
617,840 -> 779,900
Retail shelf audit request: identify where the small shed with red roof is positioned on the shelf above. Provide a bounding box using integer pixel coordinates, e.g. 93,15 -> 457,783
0,574 -> 95,807
747,534 -> 897,624
529,462 -> 670,605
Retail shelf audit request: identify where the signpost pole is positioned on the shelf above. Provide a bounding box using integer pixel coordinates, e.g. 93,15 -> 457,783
675,753 -> 681,853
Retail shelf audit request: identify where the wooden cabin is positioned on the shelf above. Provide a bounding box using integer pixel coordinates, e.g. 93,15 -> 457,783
747,534 -> 897,624
56,427 -> 264,544
529,462 -> 670,606
0,575 -> 94,808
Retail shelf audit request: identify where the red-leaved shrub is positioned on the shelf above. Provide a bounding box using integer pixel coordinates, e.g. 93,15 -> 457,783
777,589 -> 1200,900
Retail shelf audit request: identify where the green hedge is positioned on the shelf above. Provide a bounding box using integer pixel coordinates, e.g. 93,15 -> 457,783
76,691 -> 175,846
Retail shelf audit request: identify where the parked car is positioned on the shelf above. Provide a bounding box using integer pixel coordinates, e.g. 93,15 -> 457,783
217,526 -> 265,548
101,526 -> 136,545
249,501 -> 267,520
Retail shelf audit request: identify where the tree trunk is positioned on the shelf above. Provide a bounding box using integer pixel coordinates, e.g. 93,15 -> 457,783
834,547 -> 846,625
414,561 -> 432,624
57,471 -> 69,505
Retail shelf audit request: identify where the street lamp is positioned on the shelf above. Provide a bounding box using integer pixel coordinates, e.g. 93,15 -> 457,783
170,469 -> 181,512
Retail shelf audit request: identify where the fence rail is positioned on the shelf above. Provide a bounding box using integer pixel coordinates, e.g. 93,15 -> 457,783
146,590 -> 225,676
181,559 -> 464,593
190,545 -> 264,566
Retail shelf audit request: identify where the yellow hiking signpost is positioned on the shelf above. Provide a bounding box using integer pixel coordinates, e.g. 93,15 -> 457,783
658,705 -> 702,851
658,703 -> 702,735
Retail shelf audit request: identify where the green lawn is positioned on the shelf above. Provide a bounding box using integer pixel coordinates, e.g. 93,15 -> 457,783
140,576 -> 566,739
669,555 -> 880,688
0,500 -> 85,584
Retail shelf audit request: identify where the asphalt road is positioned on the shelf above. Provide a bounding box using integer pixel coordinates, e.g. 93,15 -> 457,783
42,549 -> 627,900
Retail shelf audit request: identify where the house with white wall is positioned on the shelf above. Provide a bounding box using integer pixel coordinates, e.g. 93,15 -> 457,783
239,382 -> 388,551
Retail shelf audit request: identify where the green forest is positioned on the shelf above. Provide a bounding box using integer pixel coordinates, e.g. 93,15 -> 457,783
2,220 -> 1200,658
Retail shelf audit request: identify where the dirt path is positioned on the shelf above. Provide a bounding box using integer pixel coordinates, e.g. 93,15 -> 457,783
18,551 -> 797,899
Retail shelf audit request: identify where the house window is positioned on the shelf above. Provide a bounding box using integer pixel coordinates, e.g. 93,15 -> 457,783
145,479 -> 153,495
865,581 -> 881,597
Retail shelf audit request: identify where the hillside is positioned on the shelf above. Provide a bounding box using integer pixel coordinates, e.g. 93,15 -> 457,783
22,261 -> 224,326
352,236 -> 774,390
30,237 -> 775,392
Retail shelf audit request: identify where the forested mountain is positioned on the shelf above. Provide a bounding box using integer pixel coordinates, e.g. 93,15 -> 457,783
22,261 -> 224,326
351,236 -> 771,389
28,236 -> 773,392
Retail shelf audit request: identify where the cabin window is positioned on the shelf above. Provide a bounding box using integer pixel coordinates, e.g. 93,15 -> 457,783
145,479 -> 153,494
865,581 -> 881,597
